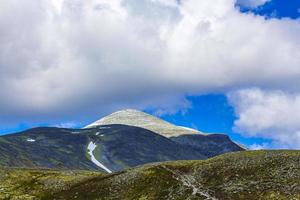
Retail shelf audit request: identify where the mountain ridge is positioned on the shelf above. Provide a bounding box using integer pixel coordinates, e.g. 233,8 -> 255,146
84,109 -> 244,156
0,125 -> 207,172
0,109 -> 244,173
84,109 -> 204,137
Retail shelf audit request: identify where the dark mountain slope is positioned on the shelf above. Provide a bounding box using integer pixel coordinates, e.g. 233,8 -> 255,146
171,134 -> 244,157
85,109 -> 244,157
0,125 -> 207,172
89,125 -> 207,172
0,127 -> 98,170
0,109 -> 244,172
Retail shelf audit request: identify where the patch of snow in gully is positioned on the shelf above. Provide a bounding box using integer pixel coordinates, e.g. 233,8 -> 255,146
87,142 -> 112,173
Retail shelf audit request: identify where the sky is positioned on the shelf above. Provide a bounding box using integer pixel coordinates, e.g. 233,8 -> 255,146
0,0 -> 300,149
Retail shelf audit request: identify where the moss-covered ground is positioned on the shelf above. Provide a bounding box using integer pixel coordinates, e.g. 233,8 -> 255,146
54,150 -> 300,200
0,168 -> 103,200
1,150 -> 299,200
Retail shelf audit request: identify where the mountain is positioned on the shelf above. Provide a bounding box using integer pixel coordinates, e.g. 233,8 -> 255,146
85,109 -> 244,157
0,125 -> 206,172
84,109 -> 203,137
0,109 -> 243,172
0,127 -> 99,170
1,151 -> 299,200
171,134 -> 244,157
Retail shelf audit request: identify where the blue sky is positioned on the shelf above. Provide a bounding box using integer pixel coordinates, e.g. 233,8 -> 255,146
237,0 -> 300,19
160,0 -> 300,149
159,0 -> 300,148
153,94 -> 272,148
1,0 -> 300,149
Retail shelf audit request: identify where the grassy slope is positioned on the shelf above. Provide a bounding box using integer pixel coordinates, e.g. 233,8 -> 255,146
1,151 -> 299,200
0,168 -> 103,200
53,150 -> 300,200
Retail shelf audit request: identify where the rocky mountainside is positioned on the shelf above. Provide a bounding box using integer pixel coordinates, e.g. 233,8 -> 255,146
0,109 -> 243,172
171,134 -> 244,157
0,127 -> 99,170
85,109 -> 244,157
0,125 -> 206,172
84,109 -> 203,137
1,151 -> 299,200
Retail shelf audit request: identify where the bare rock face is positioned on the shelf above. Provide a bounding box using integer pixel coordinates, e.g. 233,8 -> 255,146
85,109 -> 203,137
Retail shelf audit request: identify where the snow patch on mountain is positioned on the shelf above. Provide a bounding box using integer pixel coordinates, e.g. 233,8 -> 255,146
87,142 -> 112,173
26,138 -> 36,142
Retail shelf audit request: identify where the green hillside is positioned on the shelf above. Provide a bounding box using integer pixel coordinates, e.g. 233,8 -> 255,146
0,168 -> 102,200
52,150 -> 300,200
1,150 -> 299,200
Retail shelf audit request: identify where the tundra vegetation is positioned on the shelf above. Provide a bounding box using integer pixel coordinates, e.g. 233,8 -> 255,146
0,150 -> 299,200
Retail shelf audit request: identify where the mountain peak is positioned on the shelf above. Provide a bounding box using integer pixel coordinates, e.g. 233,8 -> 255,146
84,109 -> 203,137
115,108 -> 143,113
107,109 -> 149,116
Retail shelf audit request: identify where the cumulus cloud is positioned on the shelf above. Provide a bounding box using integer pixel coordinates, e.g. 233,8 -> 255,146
52,122 -> 81,128
249,143 -> 269,150
228,88 -> 300,149
1,0 -> 300,127
236,0 -> 271,9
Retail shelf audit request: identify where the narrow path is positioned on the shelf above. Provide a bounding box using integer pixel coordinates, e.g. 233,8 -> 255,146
161,165 -> 218,200
87,142 -> 112,173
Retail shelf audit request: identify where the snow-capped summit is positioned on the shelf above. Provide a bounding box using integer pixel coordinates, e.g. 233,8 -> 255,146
84,109 -> 204,137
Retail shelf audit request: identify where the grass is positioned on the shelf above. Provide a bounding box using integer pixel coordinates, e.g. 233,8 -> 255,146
0,168 -> 103,200
53,150 -> 300,200
1,150 -> 299,200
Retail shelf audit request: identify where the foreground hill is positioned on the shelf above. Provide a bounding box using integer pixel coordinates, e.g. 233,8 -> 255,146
1,151 -> 299,200
51,151 -> 300,200
0,168 -> 103,199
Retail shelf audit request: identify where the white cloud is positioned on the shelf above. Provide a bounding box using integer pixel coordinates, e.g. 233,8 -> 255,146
52,0 -> 64,14
249,143 -> 269,150
228,88 -> 300,149
53,122 -> 80,128
236,0 -> 271,9
0,0 -> 300,127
